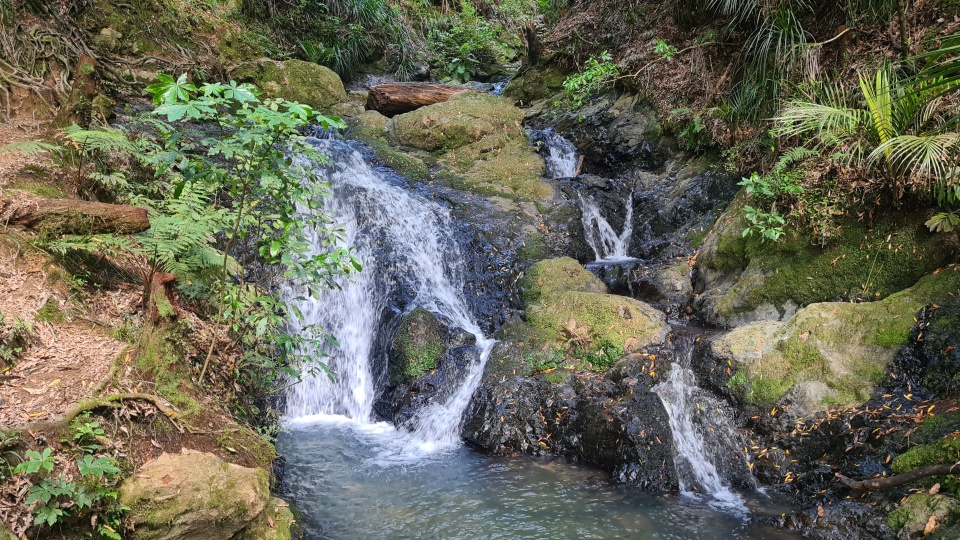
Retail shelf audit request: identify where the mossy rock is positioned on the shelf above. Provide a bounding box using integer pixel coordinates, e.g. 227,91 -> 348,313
909,304 -> 960,397
502,67 -> 568,104
389,92 -> 525,152
0,524 -> 15,540
389,308 -> 446,385
437,135 -> 550,201
519,258 -> 669,369
231,59 -> 347,111
893,435 -> 960,496
521,257 -> 606,304
713,269 -> 960,412
695,194 -> 956,326
119,449 -> 270,540
237,497 -> 304,540
887,493 -> 960,536
350,125 -> 428,180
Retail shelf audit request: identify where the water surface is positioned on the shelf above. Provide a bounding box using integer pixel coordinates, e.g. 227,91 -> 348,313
278,419 -> 798,540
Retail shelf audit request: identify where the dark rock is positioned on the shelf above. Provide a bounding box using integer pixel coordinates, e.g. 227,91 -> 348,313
891,304 -> 960,398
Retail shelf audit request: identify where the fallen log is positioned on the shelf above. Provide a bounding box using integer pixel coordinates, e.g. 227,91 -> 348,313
0,192 -> 150,235
836,463 -> 960,494
366,82 -> 468,116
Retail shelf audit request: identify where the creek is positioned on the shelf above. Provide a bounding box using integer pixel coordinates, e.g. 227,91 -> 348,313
276,134 -> 799,539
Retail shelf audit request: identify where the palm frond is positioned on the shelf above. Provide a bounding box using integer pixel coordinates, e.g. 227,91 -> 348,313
869,132 -> 960,183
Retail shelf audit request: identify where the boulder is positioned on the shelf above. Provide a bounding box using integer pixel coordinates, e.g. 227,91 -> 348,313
389,307 -> 447,385
520,258 -> 669,367
693,195 -> 957,327
436,135 -> 549,201
119,449 -> 269,540
894,304 -> 960,397
887,494 -> 960,539
231,59 -> 347,110
237,497 -> 303,540
700,269 -> 960,415
389,92 -> 525,152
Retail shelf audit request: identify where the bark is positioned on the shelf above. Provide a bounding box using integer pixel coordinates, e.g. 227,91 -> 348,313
522,21 -> 540,66
147,271 -> 179,324
836,463 -> 960,493
0,193 -> 150,235
366,82 -> 467,116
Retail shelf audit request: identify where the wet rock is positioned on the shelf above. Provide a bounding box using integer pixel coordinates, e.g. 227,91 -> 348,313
698,270 -> 960,415
389,307 -> 447,385
231,59 -> 347,110
119,449 -> 269,540
502,66 -> 568,104
389,92 -> 524,152
586,260 -> 692,316
464,367 -> 677,491
892,304 -> 960,398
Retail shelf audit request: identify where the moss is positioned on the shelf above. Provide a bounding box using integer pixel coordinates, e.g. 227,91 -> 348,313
137,320 -> 201,417
350,126 -> 428,180
389,308 -> 445,384
518,233 -> 549,264
521,257 -> 606,304
237,497 -> 304,540
390,92 -> 525,152
215,427 -> 277,470
893,435 -> 960,496
7,181 -> 68,199
914,412 -> 960,446
35,297 -> 66,323
436,136 -> 550,201
502,67 -> 568,103
702,198 -> 956,322
231,59 -> 346,111
887,493 -> 960,533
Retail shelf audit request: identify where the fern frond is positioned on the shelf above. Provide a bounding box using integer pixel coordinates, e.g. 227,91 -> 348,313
65,125 -> 138,156
775,147 -> 818,172
1,141 -> 62,157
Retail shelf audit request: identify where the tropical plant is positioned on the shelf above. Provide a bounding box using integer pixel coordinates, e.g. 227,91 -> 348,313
563,51 -> 619,106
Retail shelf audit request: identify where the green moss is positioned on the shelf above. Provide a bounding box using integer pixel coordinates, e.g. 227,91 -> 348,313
7,181 -> 67,198
389,308 -> 445,384
137,320 -> 200,418
521,257 -> 606,304
390,92 -> 525,152
887,493 -> 960,533
518,233 -> 549,264
893,436 -> 960,495
502,67 -> 568,103
35,297 -> 66,323
231,59 -> 346,111
915,412 -> 960,445
436,136 -> 550,201
215,427 -> 277,470
351,126 -> 428,180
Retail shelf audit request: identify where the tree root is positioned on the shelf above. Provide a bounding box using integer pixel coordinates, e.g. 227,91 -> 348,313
57,393 -> 184,433
836,463 -> 960,494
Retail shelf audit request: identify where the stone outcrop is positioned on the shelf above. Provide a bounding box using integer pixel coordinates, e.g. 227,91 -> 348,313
231,59 -> 347,110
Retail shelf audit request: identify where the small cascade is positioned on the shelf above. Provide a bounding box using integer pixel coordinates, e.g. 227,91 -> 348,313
283,138 -> 493,456
653,343 -> 749,513
530,128 -> 580,179
580,192 -> 634,261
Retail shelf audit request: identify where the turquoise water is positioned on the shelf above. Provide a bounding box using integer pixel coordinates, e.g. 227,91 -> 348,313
277,418 -> 798,540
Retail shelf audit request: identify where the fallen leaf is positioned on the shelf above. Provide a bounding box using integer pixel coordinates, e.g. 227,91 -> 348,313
161,475 -> 173,485
930,483 -> 940,495
924,515 -> 939,535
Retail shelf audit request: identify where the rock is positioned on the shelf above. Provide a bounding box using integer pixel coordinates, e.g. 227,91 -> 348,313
700,269 -> 960,415
693,195 -> 957,327
887,494 -> 960,539
436,135 -> 550,201
389,307 -> 447,385
119,449 -> 269,540
356,110 -> 390,131
520,258 -> 669,365
464,364 -> 677,491
389,92 -> 525,152
93,27 -> 123,52
231,59 -> 347,110
502,66 -> 568,104
587,260 -> 693,316
237,497 -> 303,540
893,304 -> 960,397
892,436 -> 960,496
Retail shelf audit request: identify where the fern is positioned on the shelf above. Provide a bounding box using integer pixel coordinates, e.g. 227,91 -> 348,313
1,140 -> 62,156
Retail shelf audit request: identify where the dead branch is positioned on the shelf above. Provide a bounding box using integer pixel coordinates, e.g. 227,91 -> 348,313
836,463 -> 960,493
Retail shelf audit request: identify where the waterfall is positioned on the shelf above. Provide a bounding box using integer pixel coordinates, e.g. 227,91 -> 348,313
653,347 -> 748,514
580,192 -> 634,261
531,128 -> 580,179
283,138 -> 493,456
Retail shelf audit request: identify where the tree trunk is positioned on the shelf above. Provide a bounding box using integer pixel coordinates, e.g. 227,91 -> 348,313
522,21 -> 540,66
0,193 -> 150,235
366,83 -> 467,117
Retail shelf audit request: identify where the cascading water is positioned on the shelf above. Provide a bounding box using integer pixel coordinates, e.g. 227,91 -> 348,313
653,343 -> 750,514
580,192 -> 634,261
283,138 -> 493,457
532,128 -> 580,179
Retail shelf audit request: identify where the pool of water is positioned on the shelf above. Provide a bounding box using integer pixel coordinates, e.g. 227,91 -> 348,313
277,417 -> 798,540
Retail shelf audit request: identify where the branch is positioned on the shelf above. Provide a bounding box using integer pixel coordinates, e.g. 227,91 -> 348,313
836,462 -> 960,493
57,392 -> 184,433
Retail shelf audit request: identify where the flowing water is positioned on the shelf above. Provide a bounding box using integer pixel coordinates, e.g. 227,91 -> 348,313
279,138 -> 795,539
580,192 -> 634,261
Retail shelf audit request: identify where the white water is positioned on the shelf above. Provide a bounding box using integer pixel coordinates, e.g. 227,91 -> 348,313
283,139 -> 494,461
580,192 -> 634,261
654,362 -> 747,514
538,129 -> 580,179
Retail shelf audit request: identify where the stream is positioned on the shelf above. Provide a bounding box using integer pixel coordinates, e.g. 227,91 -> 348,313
277,134 -> 800,539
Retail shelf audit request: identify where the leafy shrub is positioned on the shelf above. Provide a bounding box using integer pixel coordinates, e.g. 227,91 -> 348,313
563,51 -> 619,106
427,3 -> 503,83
